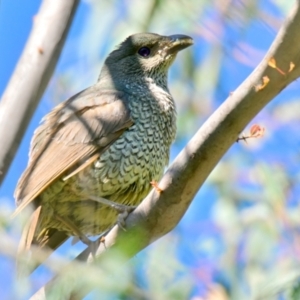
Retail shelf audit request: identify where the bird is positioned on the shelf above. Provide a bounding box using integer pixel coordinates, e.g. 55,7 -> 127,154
14,33 -> 193,261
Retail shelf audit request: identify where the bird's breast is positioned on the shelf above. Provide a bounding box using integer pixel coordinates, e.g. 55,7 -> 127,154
86,91 -> 177,205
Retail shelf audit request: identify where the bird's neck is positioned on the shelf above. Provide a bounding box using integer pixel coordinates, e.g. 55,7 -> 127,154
97,65 -> 169,94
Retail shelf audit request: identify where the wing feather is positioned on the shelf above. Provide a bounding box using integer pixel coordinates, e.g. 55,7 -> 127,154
14,87 -> 133,216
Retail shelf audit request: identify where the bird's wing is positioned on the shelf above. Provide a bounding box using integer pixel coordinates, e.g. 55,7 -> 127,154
14,86 -> 133,216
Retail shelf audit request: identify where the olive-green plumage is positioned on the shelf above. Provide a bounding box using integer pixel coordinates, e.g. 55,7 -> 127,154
14,33 -> 193,253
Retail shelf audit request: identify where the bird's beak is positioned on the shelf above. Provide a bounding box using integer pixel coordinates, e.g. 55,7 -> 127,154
166,34 -> 194,55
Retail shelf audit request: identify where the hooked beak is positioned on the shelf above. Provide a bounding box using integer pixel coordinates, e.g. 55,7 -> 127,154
165,34 -> 193,55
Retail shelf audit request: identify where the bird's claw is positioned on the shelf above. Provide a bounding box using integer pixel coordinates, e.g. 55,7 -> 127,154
115,205 -> 136,231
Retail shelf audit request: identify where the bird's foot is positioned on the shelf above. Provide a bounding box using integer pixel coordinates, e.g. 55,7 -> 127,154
87,195 -> 136,230
79,230 -> 109,259
116,205 -> 136,231
88,194 -> 136,229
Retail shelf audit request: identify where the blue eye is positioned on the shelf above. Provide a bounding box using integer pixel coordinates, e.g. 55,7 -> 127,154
138,47 -> 151,57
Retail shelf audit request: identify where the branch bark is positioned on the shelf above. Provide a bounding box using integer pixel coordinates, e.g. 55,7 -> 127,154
30,1 -> 300,299
0,0 -> 79,186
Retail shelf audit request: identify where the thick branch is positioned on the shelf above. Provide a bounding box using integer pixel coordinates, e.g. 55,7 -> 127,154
0,0 -> 79,185
32,1 -> 300,298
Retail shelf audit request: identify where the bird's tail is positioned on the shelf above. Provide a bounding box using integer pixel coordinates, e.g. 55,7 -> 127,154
16,206 -> 68,275
16,206 -> 41,276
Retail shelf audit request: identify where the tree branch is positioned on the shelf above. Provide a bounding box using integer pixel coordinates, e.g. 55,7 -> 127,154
0,0 -> 79,186
31,1 -> 300,298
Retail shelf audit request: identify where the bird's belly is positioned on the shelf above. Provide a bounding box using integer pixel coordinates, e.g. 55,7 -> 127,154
89,128 -> 169,203
37,128 -> 170,237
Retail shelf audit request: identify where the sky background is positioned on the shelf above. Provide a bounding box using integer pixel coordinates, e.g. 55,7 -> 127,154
1,0 -> 300,299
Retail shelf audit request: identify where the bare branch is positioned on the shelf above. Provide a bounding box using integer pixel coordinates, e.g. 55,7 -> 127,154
0,0 -> 79,185
31,1 -> 300,298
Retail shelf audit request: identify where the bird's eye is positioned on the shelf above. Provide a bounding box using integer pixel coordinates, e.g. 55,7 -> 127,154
138,47 -> 151,57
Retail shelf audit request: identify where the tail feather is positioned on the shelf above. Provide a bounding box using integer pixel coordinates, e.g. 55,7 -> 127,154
17,206 -> 42,255
17,207 -> 69,274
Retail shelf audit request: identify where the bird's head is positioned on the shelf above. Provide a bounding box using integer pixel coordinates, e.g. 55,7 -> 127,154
99,33 -> 193,88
